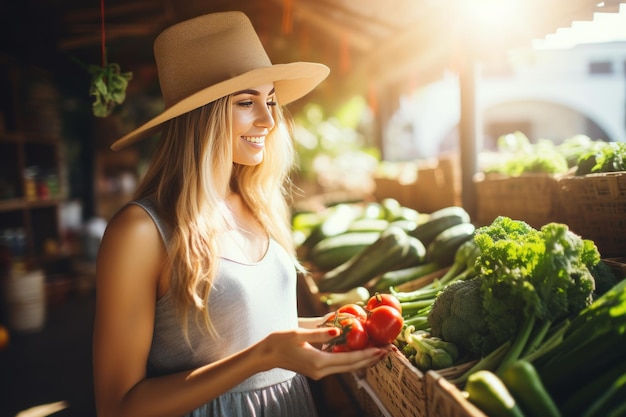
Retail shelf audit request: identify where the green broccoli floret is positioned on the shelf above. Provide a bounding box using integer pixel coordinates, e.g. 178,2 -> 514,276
428,277 -> 498,356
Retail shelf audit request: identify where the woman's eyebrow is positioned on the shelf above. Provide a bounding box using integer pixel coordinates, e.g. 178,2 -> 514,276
233,88 -> 276,96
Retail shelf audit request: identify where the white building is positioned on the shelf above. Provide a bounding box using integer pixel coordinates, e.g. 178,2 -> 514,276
384,40 -> 626,160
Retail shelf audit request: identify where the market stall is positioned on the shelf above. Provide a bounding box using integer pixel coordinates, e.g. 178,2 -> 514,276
1,1 -> 626,416
293,197 -> 626,417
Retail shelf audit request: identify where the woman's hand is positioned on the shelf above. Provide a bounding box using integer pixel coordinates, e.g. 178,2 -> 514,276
254,327 -> 390,380
298,313 -> 336,329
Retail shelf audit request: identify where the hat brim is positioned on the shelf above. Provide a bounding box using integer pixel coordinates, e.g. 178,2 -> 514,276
110,62 -> 329,151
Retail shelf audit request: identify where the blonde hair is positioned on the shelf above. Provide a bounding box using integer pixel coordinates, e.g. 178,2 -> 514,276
134,95 -> 300,336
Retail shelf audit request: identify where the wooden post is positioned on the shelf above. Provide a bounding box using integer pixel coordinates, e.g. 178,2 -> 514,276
459,57 -> 482,220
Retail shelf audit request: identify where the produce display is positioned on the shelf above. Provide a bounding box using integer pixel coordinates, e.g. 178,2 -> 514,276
575,140 -> 626,175
293,197 -> 626,417
481,132 -> 625,176
294,199 -> 474,294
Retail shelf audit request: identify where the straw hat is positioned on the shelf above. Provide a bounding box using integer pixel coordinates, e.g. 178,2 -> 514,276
111,11 -> 330,151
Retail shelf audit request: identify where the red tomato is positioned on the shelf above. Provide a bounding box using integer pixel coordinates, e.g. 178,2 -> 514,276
365,305 -> 404,346
366,293 -> 402,314
337,316 -> 370,351
332,344 -> 351,353
336,303 -> 367,322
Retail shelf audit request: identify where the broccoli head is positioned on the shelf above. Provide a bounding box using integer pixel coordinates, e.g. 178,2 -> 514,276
428,277 -> 499,357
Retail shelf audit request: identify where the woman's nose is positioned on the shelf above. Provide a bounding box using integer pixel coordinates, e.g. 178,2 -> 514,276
255,105 -> 275,130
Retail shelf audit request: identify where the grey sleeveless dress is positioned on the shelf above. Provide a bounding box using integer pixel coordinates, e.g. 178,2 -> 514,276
130,199 -> 318,417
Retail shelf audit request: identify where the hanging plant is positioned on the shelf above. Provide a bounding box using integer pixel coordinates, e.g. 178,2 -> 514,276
87,57 -> 132,117
77,0 -> 133,118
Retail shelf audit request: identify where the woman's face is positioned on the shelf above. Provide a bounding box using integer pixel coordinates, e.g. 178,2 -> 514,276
231,83 -> 276,166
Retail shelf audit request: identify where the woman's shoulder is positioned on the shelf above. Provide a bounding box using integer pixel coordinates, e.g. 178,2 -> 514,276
103,203 -> 162,247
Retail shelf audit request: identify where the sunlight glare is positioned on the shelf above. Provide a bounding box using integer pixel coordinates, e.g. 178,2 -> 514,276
456,0 -> 521,30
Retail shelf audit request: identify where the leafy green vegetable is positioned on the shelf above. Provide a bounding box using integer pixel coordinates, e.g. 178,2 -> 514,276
484,132 -> 569,175
576,141 -> 626,175
87,62 -> 133,117
475,217 -> 599,373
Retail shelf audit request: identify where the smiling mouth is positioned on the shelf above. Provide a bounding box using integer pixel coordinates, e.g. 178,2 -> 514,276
242,136 -> 265,144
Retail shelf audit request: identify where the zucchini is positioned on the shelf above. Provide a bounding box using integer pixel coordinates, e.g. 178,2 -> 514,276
319,286 -> 371,308
466,370 -> 526,417
346,218 -> 390,233
390,236 -> 427,270
500,360 -> 561,417
389,219 -> 419,233
317,225 -> 410,293
360,201 -> 385,220
381,198 -> 404,221
301,203 -> 360,251
398,206 -> 420,222
308,231 -> 381,271
409,206 -> 470,246
292,211 -> 325,233
424,222 -> 476,266
371,262 -> 440,293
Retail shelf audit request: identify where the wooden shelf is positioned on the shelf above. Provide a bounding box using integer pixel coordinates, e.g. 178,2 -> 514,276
0,53 -> 66,269
0,197 -> 62,212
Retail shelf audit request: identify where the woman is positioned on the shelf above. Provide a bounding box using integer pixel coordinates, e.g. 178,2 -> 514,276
93,11 -> 389,417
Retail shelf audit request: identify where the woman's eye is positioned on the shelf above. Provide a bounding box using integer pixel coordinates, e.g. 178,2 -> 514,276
236,98 -> 276,108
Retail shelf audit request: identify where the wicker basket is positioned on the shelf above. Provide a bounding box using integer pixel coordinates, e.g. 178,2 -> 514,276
365,349 -> 427,417
425,371 -> 486,417
473,172 -> 562,229
556,172 -> 626,258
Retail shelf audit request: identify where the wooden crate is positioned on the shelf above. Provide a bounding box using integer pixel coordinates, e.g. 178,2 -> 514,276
365,348 -> 427,417
373,155 -> 461,214
556,172 -> 626,258
473,172 -> 562,229
341,372 -> 390,417
425,371 -> 486,417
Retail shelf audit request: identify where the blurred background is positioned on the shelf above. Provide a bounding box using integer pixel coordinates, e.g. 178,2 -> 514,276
0,0 -> 625,416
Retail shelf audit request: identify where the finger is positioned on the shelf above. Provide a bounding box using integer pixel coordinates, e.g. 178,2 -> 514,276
324,347 -> 387,366
298,327 -> 341,344
319,349 -> 388,375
